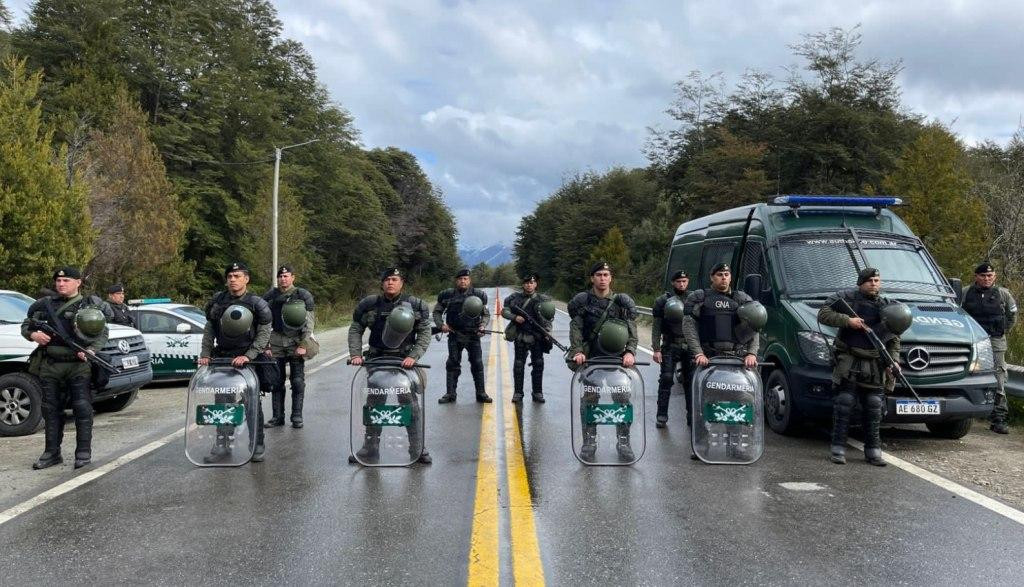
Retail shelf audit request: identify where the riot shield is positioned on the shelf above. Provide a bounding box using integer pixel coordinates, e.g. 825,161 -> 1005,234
691,356 -> 764,464
570,357 -> 646,466
185,364 -> 260,467
350,356 -> 427,467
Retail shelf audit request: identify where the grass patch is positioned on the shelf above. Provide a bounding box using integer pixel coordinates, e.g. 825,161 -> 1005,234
1008,396 -> 1024,427
315,300 -> 354,332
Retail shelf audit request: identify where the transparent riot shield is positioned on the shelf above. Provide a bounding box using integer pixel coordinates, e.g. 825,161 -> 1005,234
349,357 -> 427,467
691,356 -> 764,464
185,363 -> 260,467
570,357 -> 646,466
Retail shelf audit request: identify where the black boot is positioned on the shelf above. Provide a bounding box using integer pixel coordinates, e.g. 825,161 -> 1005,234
512,366 -> 525,403
250,443 -> 266,462
474,373 -> 492,403
531,371 -> 545,403
439,372 -> 458,404
829,445 -> 846,464
265,391 -> 286,427
290,392 -> 304,429
349,435 -> 380,463
580,426 -> 597,462
70,379 -> 93,469
864,447 -> 887,467
34,413 -> 64,469
990,420 -> 1010,434
33,452 -> 63,469
203,431 -> 233,464
615,424 -> 635,460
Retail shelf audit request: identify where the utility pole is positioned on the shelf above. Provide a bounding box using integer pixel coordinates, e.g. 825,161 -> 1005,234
270,139 -> 320,281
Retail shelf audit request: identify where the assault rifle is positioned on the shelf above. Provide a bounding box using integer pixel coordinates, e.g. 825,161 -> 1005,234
30,319 -> 120,374
430,326 -> 504,337
835,298 -> 922,403
508,305 -> 568,352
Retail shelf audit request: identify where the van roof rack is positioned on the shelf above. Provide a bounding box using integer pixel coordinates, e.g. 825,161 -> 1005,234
770,195 -> 902,217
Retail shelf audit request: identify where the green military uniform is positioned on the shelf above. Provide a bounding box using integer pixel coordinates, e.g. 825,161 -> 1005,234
434,269 -> 491,403
22,267 -> 111,470
263,267 -> 315,428
817,268 -> 901,466
501,275 -> 553,403
348,267 -> 433,464
961,263 -> 1018,433
567,261 -> 640,461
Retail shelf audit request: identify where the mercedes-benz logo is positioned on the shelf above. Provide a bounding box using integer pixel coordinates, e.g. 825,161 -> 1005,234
906,347 -> 930,371
117,340 -> 131,354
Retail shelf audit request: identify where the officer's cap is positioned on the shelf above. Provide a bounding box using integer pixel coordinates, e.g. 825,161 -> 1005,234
224,262 -> 250,277
456,268 -> 471,278
670,270 -> 688,281
590,261 -> 612,275
277,265 -> 294,276
53,266 -> 82,280
710,263 -> 730,275
975,263 -> 996,274
107,284 -> 125,294
521,273 -> 538,283
380,267 -> 403,281
857,267 -> 880,285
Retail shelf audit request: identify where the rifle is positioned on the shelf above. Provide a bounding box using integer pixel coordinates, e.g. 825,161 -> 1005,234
431,326 -> 504,337
30,319 -> 120,374
834,298 -> 922,403
508,305 -> 568,352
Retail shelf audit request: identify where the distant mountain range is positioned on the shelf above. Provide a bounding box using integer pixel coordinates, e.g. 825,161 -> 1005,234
459,244 -> 514,267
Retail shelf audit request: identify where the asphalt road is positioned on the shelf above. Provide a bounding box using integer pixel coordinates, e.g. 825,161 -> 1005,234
1,287 -> 1022,586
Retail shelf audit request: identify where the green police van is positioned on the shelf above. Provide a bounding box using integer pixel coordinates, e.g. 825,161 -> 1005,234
666,196 -> 995,439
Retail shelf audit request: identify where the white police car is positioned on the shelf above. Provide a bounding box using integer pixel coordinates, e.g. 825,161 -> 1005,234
129,299 -> 206,381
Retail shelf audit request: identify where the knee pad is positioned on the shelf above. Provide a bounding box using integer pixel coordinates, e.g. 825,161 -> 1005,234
834,391 -> 856,414
864,394 -> 885,416
445,357 -> 460,371
532,356 -> 544,370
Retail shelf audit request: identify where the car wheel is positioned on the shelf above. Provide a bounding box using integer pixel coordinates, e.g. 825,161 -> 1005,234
764,369 -> 801,436
94,388 -> 139,413
0,372 -> 43,437
925,418 -> 972,439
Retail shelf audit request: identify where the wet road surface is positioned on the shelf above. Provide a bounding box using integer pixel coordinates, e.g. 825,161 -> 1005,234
1,287 -> 1022,585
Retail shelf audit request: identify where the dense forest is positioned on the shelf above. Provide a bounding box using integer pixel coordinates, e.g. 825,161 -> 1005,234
515,27 -> 1024,305
0,0 -> 461,304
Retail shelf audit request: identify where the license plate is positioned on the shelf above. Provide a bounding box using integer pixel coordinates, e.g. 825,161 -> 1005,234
121,356 -> 140,369
896,400 -> 940,415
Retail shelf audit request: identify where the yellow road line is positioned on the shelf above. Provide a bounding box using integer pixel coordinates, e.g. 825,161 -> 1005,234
498,317 -> 546,585
467,321 -> 500,585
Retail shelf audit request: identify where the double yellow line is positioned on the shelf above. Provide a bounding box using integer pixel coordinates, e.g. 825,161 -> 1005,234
467,310 -> 545,586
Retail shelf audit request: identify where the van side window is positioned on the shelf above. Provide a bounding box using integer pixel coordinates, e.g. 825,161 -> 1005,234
699,243 -> 735,289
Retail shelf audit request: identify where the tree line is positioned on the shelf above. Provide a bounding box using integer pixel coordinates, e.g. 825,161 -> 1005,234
515,27 -> 1024,305
0,0 -> 460,303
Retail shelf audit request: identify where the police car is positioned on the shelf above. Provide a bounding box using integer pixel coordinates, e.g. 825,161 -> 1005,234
128,299 -> 206,381
0,289 -> 153,436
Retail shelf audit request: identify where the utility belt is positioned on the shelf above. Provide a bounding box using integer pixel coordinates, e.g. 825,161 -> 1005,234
833,339 -> 880,360
43,345 -> 80,362
706,341 -> 736,352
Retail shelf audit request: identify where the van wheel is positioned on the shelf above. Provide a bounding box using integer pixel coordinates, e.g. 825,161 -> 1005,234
94,388 -> 139,413
764,370 -> 800,435
0,373 -> 43,437
925,418 -> 972,439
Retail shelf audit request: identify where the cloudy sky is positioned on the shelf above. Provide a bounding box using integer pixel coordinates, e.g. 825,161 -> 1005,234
7,1 -> 1024,248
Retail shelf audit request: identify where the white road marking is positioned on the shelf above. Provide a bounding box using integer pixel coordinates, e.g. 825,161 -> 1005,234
0,350 -> 354,528
779,482 -> 826,491
0,427 -> 184,527
847,439 -> 1024,526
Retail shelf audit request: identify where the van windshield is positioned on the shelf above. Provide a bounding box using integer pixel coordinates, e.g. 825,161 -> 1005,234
778,232 -> 952,300
0,292 -> 34,324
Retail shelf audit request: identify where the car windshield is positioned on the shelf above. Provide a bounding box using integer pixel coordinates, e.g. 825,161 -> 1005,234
779,232 -> 952,301
171,305 -> 207,325
0,292 -> 34,323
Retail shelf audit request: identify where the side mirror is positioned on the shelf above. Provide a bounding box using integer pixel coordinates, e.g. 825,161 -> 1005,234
948,278 -> 963,305
743,273 -> 762,296
176,323 -> 192,334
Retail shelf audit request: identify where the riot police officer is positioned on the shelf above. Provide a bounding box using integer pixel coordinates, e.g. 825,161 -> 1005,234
568,261 -> 639,460
818,268 -> 907,466
961,262 -> 1018,434
501,273 -> 555,403
434,268 -> 492,404
198,262 -> 273,463
263,265 -> 315,429
681,263 -> 760,370
652,270 -> 693,428
105,284 -> 135,327
348,268 -> 433,464
22,267 -> 111,470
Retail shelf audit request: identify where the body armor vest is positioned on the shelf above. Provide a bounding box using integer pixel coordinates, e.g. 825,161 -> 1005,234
963,287 -> 1006,337
42,295 -> 102,348
267,287 -> 311,335
837,293 -> 884,350
698,290 -> 741,349
508,293 -> 541,332
368,294 -> 417,352
580,293 -> 626,358
442,288 -> 484,331
208,292 -> 260,353
659,291 -> 688,337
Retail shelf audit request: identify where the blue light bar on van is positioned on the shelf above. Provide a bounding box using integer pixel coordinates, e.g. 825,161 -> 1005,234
128,298 -> 172,305
771,195 -> 903,207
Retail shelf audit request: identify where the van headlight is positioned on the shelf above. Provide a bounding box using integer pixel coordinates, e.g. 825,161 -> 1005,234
971,337 -> 994,372
797,331 -> 834,366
